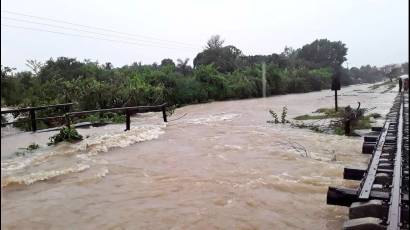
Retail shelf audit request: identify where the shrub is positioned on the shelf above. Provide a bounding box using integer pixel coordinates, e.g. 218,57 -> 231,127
48,126 -> 83,145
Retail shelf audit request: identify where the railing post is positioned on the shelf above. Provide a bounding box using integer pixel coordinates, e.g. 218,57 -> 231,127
29,109 -> 37,132
162,105 -> 167,122
125,109 -> 131,131
65,113 -> 71,127
344,119 -> 351,136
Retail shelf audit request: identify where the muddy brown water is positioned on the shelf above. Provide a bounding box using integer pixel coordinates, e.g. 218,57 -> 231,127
1,83 -> 398,229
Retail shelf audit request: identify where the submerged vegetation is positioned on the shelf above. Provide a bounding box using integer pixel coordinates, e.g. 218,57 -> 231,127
291,106 -> 382,135
267,106 -> 289,124
48,126 -> 83,145
15,142 -> 40,157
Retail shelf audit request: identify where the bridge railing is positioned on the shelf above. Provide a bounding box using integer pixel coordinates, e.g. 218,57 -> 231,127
1,103 -> 74,131
66,103 -> 168,131
1,103 -> 168,132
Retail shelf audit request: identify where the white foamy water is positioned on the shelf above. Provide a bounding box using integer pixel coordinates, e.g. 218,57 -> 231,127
1,82 -> 399,229
1,117 -> 166,187
186,113 -> 240,125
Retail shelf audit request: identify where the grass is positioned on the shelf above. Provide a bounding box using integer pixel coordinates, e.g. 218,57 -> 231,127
369,80 -> 397,90
294,107 -> 345,120
292,107 -> 382,135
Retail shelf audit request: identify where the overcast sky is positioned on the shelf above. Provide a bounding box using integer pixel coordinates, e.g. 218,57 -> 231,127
1,0 -> 408,71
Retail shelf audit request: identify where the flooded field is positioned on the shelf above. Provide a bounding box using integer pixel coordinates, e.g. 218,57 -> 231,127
1,82 -> 398,229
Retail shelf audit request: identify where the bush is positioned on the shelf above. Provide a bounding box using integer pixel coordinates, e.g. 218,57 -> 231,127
48,126 -> 83,145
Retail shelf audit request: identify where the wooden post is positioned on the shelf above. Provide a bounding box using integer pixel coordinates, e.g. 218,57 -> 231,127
335,89 -> 338,111
65,113 -> 71,127
162,105 -> 167,122
29,109 -> 37,132
125,110 -> 131,131
344,119 -> 350,135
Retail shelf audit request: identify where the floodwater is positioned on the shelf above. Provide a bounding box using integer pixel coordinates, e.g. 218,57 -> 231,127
1,82 -> 398,229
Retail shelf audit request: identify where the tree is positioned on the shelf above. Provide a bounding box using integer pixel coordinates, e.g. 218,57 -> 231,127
205,35 -> 224,49
193,35 -> 242,73
160,58 -> 175,68
25,60 -> 43,75
103,62 -> 113,70
38,57 -> 84,82
298,39 -> 347,68
176,58 -> 192,76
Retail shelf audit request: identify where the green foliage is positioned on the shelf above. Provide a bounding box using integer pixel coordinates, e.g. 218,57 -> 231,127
268,107 -> 288,124
298,39 -> 348,68
15,142 -> 40,157
293,106 -> 378,135
334,127 -> 345,135
48,126 -> 83,145
268,110 -> 279,124
281,106 -> 288,123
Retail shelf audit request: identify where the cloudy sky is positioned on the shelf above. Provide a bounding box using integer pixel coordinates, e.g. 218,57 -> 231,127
1,0 -> 408,71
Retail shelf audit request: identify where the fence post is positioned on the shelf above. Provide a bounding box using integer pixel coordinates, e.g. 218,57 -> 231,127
125,109 -> 131,131
344,119 -> 351,136
65,113 -> 71,127
162,105 -> 167,122
29,109 -> 37,132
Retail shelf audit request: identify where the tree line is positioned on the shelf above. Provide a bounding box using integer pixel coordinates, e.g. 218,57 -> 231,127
1,36 -> 408,112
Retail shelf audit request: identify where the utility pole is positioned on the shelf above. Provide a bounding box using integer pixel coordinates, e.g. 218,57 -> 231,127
262,62 -> 266,98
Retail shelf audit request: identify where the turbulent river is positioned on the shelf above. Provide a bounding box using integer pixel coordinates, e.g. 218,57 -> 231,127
1,82 -> 398,229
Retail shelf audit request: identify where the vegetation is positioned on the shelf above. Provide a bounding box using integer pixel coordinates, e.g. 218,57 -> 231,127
48,126 -> 83,145
267,107 -> 289,124
1,36 -> 406,131
292,106 -> 382,135
15,142 -> 40,157
76,112 -> 125,124
26,143 -> 40,150
369,80 -> 397,90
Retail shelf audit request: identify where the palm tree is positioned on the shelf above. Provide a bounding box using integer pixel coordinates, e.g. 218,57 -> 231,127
176,58 -> 192,76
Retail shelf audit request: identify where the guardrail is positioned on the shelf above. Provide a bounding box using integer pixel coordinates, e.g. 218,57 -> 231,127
1,103 -> 168,132
65,103 -> 168,131
1,103 -> 74,131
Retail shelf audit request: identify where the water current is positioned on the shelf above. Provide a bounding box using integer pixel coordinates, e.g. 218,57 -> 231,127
1,82 -> 398,229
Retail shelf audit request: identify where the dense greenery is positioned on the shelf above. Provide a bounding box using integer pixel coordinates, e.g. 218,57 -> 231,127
1,36 -> 406,119
48,125 -> 83,145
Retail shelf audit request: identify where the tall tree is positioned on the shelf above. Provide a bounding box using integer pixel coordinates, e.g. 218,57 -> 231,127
161,58 -> 175,67
193,35 -> 242,73
298,39 -> 347,68
176,58 -> 192,76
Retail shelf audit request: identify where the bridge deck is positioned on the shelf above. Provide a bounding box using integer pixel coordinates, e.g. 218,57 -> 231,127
327,93 -> 409,230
